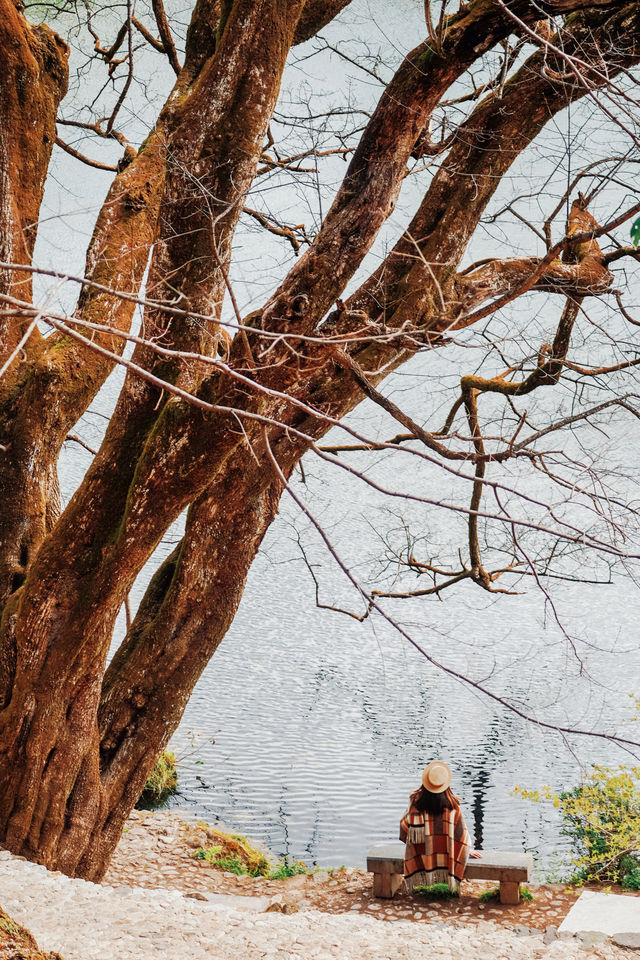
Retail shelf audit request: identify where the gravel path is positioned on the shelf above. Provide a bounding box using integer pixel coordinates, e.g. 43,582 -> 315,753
0,851 -> 630,960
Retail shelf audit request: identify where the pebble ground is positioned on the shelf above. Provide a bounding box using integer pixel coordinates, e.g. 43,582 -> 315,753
0,852 -> 630,960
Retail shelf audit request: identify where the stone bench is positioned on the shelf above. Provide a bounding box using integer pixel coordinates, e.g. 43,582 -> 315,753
366,842 -> 533,904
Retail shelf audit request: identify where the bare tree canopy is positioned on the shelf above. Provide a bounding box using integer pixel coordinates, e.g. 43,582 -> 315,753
1,0 -> 640,879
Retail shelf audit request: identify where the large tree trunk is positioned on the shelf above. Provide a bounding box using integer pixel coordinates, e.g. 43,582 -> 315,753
0,0 -> 306,879
0,0 -> 68,609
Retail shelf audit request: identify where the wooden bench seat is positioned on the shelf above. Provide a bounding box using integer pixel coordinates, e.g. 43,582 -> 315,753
366,842 -> 533,904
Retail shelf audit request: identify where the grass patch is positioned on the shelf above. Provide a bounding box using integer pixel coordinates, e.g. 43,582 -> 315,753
413,883 -> 458,900
193,828 -> 271,877
269,857 -> 310,879
194,845 -> 223,863
479,886 -> 534,903
194,843 -> 270,877
193,829 -> 315,880
136,750 -> 178,809
215,854 -> 250,875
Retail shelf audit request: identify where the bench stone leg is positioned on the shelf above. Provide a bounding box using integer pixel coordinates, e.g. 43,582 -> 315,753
499,881 -> 520,905
373,872 -> 403,898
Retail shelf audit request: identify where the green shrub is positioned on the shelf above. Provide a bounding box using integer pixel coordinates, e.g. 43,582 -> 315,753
515,765 -> 640,884
622,867 -> 640,891
136,751 -> 178,809
413,882 -> 457,899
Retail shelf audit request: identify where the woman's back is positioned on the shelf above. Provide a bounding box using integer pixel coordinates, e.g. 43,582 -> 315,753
400,763 -> 472,894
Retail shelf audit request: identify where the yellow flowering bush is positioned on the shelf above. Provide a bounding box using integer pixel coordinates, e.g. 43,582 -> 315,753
515,766 -> 640,886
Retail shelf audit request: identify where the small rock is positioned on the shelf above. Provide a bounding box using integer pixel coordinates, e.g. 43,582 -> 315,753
543,925 -> 558,944
344,885 -> 357,894
558,931 -> 575,941
184,892 -> 208,901
576,930 -> 610,948
514,925 -> 532,937
312,871 -> 330,884
263,898 -> 297,914
264,901 -> 284,913
612,933 -> 640,951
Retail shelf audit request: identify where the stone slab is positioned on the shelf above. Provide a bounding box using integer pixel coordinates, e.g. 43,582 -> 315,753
367,843 -> 532,882
558,891 -> 640,935
466,852 -> 532,883
612,933 -> 640,950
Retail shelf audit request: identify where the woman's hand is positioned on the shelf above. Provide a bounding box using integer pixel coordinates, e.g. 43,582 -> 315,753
470,851 -> 483,859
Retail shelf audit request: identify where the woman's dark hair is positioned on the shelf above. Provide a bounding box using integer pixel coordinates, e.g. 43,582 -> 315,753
412,786 -> 455,814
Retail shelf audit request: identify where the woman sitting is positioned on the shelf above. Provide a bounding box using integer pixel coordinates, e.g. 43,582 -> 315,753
399,760 -> 482,894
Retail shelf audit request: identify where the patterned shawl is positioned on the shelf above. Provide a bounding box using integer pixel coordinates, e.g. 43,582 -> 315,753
399,795 -> 470,893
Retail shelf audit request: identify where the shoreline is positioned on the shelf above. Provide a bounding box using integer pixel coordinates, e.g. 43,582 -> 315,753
104,808 -> 638,929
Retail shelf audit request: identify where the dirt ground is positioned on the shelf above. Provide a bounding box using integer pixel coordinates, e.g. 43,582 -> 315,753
103,810 -> 639,930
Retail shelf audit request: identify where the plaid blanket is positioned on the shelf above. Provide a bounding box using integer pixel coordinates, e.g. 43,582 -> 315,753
399,799 -> 470,893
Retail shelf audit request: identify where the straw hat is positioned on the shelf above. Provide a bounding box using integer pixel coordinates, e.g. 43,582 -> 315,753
421,760 -> 451,793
